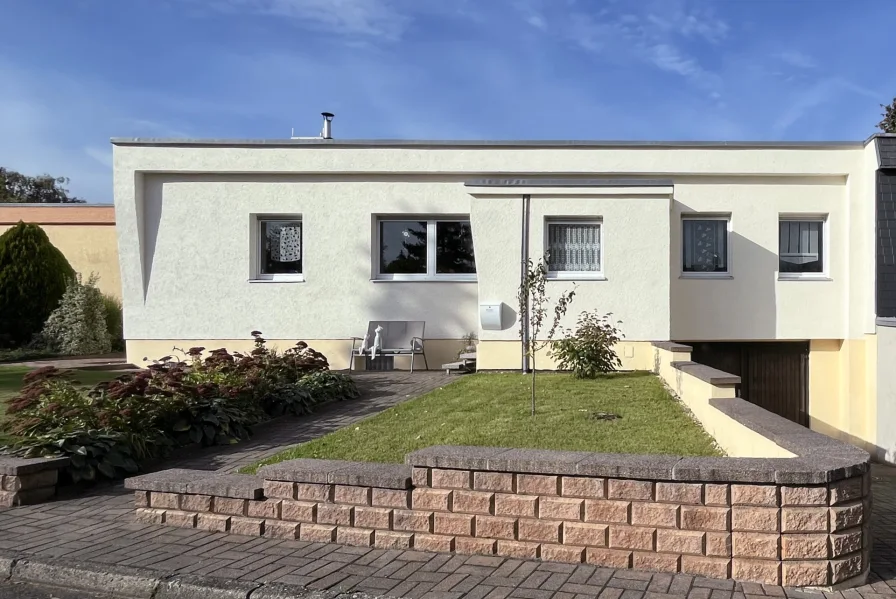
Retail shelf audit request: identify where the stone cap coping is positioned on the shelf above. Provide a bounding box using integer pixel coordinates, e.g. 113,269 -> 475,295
0,456 -> 70,476
124,469 -> 264,499
651,341 -> 693,352
405,411 -> 870,484
671,361 -> 741,385
258,459 -> 411,489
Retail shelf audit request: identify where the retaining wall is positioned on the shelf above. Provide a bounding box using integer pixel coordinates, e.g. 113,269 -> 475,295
122,343 -> 872,589
0,457 -> 70,507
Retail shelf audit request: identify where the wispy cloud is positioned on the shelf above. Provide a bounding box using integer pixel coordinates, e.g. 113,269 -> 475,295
778,51 -> 817,70
189,0 -> 410,40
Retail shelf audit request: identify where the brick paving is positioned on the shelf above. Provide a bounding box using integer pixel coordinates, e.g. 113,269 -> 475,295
0,373 -> 895,598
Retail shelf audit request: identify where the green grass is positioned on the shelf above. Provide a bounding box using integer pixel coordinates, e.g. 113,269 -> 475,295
242,371 -> 721,472
0,366 -> 123,446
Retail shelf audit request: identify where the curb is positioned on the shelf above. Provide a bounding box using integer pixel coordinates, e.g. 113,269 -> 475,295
0,550 -> 388,599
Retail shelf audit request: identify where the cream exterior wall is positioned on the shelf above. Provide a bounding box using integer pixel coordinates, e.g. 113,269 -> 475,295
113,141 -> 878,371
0,223 -> 121,299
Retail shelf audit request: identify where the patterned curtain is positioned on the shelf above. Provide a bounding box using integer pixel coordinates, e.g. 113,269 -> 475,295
547,223 -> 601,271
683,220 -> 727,272
269,224 -> 302,262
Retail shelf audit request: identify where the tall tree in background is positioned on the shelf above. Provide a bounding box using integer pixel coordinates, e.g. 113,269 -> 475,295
880,97 -> 896,134
0,168 -> 84,203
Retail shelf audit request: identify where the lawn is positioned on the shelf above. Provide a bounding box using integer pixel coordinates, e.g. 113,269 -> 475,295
243,371 -> 721,472
0,366 -> 124,446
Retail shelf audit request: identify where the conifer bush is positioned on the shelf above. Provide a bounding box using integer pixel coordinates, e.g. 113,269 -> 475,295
0,222 -> 74,346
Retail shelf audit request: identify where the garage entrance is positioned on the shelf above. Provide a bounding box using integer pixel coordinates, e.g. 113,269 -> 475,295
682,341 -> 809,427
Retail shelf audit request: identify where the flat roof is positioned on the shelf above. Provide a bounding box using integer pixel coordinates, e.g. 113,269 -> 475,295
110,137 -> 871,149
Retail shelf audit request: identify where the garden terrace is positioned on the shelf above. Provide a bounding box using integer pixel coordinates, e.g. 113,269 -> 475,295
125,400 -> 870,590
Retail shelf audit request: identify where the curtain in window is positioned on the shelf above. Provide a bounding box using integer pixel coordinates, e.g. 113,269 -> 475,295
547,223 -> 600,271
683,220 -> 727,272
270,225 -> 302,262
779,220 -> 822,272
779,221 -> 820,264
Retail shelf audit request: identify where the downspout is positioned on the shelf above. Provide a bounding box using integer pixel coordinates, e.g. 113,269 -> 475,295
521,193 -> 531,373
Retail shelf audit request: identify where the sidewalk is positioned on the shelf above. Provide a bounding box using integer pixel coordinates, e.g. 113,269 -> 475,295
0,374 -> 894,598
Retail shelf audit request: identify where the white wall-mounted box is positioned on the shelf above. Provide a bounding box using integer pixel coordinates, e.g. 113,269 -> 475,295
480,303 -> 504,330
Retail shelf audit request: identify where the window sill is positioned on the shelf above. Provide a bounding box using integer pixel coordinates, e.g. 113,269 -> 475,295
679,273 -> 733,279
778,275 -> 832,282
547,274 -> 607,281
371,277 -> 477,283
248,277 -> 305,283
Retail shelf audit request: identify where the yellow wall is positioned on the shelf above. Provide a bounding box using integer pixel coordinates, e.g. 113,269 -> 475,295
476,340 -> 656,371
126,338 -> 469,371
652,345 -> 794,458
0,222 -> 121,300
807,337 -> 877,453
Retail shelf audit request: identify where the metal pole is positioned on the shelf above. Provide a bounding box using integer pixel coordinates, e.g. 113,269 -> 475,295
521,194 -> 530,374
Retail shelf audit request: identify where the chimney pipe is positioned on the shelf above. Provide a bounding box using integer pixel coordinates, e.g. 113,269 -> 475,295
321,112 -> 334,139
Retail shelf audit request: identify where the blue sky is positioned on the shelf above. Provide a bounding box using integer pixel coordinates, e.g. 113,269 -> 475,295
1,0 -> 894,203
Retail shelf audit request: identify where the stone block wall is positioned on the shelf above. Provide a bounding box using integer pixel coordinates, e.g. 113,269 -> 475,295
0,457 -> 69,508
126,441 -> 871,590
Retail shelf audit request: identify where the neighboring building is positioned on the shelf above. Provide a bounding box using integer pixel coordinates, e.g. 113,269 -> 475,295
112,131 -> 896,462
0,203 -> 120,299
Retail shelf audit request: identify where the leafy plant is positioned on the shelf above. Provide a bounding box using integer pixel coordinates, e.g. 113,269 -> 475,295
0,222 -> 74,347
294,371 -> 360,403
517,256 -> 575,415
1,333 -> 359,483
15,430 -> 150,483
42,272 -> 112,356
457,331 -> 478,359
551,311 -> 624,379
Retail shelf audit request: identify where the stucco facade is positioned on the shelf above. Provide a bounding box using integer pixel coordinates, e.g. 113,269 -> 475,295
112,135 -> 895,460
0,204 -> 120,299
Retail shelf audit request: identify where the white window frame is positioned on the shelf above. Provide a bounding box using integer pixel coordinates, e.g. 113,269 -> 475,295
681,214 -> 732,278
778,214 -> 829,281
375,217 -> 476,282
544,219 -> 605,280
252,215 -> 304,283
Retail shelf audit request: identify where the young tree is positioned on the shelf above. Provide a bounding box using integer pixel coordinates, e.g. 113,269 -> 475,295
517,256 -> 575,416
880,97 -> 896,134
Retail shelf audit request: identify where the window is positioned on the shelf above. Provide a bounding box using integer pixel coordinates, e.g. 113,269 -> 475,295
256,218 -> 302,281
545,221 -> 602,278
682,216 -> 729,275
377,218 -> 476,280
779,217 -> 825,277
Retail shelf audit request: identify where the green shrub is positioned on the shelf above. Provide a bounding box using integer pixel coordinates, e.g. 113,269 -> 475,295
294,371 -> 360,403
0,222 -> 74,347
1,333 -> 357,483
550,311 -> 624,379
42,272 -> 112,355
102,293 -> 124,352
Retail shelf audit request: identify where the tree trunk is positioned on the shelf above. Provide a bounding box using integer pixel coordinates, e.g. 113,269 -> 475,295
530,353 -> 536,416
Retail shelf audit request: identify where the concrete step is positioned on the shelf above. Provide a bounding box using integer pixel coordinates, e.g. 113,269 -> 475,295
458,352 -> 477,360
441,360 -> 476,374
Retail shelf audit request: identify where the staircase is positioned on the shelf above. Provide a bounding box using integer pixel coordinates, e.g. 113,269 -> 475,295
441,347 -> 477,374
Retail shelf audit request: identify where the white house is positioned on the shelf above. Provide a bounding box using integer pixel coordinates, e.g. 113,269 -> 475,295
111,125 -> 896,463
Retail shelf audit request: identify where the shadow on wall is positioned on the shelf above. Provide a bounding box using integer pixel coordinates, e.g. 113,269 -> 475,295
670,201 -> 778,342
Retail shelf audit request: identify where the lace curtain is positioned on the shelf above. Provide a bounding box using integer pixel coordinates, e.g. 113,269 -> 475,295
683,220 -> 727,272
268,224 -> 302,262
547,223 -> 601,271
